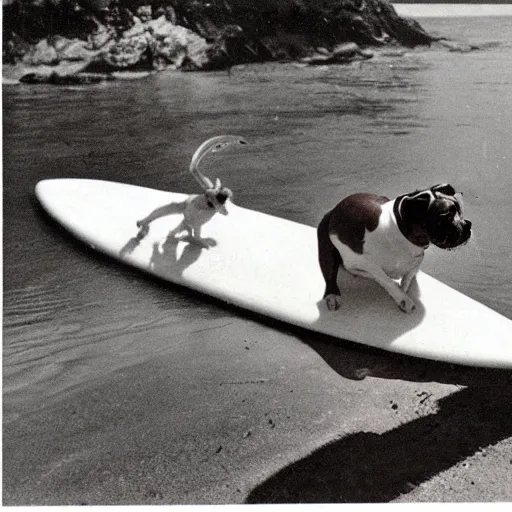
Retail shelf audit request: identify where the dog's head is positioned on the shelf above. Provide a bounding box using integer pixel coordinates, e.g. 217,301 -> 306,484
398,183 -> 472,249
205,178 -> 233,216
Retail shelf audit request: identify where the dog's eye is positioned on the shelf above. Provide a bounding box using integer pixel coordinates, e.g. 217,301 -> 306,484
439,203 -> 458,218
206,200 -> 215,208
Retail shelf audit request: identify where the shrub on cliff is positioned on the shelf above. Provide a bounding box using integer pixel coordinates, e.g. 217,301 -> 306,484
170,0 -> 434,52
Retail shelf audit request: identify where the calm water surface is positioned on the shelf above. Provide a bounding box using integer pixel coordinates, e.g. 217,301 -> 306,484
4,16 -> 512,417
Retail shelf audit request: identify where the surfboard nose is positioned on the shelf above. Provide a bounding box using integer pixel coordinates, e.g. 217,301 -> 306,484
35,179 -> 60,209
36,179 -> 74,204
35,179 -> 51,199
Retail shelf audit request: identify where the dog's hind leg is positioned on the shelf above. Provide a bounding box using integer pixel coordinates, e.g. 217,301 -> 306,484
317,212 -> 343,310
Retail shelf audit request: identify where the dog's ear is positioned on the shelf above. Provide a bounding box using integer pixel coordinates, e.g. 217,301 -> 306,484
401,193 -> 432,225
432,183 -> 456,196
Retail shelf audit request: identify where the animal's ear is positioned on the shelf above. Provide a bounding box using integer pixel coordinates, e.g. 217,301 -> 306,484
432,183 -> 456,196
402,193 -> 431,223
214,177 -> 222,189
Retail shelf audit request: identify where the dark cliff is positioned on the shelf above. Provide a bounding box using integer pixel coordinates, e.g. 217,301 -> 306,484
3,0 -> 436,82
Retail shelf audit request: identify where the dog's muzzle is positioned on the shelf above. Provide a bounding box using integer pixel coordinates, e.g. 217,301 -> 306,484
428,213 -> 472,250
432,220 -> 472,249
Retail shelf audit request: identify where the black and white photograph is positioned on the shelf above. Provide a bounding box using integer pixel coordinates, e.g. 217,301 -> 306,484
3,0 -> 512,506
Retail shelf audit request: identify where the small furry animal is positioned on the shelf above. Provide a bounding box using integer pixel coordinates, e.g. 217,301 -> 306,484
317,183 -> 472,313
136,135 -> 248,248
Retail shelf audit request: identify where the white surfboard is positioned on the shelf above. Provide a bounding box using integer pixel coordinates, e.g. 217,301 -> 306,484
35,178 -> 512,369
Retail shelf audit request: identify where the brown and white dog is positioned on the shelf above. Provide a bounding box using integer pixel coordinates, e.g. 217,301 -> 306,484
317,184 -> 472,313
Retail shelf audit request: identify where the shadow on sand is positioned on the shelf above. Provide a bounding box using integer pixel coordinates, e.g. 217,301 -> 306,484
246,382 -> 512,503
246,325 -> 512,503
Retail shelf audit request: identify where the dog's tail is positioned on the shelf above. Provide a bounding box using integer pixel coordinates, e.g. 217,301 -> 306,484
317,211 -> 343,298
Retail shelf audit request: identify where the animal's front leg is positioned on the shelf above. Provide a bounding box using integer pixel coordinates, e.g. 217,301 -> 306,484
400,256 -> 423,293
347,259 -> 417,314
191,226 -> 217,249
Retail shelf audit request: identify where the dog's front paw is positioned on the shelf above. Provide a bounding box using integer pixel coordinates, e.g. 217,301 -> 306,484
325,294 -> 342,311
398,296 -> 416,314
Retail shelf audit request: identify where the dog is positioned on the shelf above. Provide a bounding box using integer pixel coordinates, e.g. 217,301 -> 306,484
317,183 -> 472,313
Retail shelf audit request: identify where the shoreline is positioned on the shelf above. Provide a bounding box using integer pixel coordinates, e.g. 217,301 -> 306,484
2,0 -> 435,85
4,2 -> 509,86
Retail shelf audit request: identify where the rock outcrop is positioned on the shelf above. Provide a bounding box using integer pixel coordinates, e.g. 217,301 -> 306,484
2,0 -> 439,84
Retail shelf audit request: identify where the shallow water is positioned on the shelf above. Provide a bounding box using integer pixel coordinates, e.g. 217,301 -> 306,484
3,16 -> 512,418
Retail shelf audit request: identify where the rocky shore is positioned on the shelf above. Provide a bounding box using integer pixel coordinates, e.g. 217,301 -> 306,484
3,0 -> 438,84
